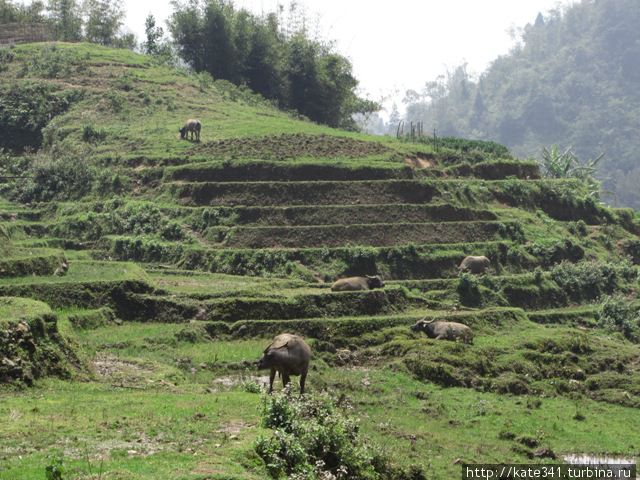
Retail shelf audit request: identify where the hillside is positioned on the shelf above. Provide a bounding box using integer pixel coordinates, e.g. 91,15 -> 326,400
1,43 -> 640,479
403,0 -> 640,209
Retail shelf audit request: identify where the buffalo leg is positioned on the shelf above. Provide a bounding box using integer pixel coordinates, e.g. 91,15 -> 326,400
282,373 -> 290,390
269,367 -> 276,394
300,370 -> 307,395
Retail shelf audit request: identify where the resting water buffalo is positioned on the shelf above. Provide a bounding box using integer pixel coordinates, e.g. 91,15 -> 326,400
179,119 -> 201,141
257,333 -> 311,394
411,319 -> 474,344
458,255 -> 490,274
331,275 -> 385,292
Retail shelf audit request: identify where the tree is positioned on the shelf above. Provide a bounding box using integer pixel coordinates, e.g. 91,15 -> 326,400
168,0 -> 205,71
83,0 -> 124,46
168,0 -> 376,129
1,0 -> 46,23
142,14 -> 164,55
47,0 -> 82,41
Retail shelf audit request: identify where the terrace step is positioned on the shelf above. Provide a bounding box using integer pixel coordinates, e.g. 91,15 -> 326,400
200,307 -> 527,340
167,179 -> 438,206
0,250 -> 64,278
120,286 -> 422,323
105,235 -> 514,279
172,203 -> 498,227
203,221 -> 512,248
164,161 -> 414,182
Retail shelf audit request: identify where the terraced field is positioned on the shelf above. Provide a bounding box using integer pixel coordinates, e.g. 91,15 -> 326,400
1,43 -> 640,479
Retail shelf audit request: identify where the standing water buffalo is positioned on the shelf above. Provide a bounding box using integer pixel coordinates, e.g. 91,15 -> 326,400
458,255 -> 490,274
331,275 -> 385,292
179,119 -> 201,141
257,333 -> 311,394
411,319 -> 474,344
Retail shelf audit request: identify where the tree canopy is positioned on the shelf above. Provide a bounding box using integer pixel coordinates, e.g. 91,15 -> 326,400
168,0 -> 377,129
402,0 -> 640,207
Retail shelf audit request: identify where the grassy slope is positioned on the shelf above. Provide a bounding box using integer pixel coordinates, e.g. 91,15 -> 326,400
0,42 -> 639,479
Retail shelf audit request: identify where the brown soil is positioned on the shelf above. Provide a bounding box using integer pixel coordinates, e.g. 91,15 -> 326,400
189,133 -> 391,159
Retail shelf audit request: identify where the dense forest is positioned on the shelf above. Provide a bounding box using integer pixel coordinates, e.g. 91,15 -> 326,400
401,0 -> 640,208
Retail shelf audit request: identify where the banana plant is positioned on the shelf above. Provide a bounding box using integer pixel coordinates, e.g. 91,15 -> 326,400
540,145 -> 606,199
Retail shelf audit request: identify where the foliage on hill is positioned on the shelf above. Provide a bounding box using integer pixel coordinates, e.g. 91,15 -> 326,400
1,0 -> 133,48
402,0 -> 640,208
168,0 -> 378,130
1,42 -> 640,479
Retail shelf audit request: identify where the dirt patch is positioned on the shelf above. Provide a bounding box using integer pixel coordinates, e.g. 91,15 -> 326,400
58,434 -> 167,461
92,353 -> 155,387
209,374 -> 270,391
189,133 -> 390,159
405,156 -> 435,169
216,420 -> 252,435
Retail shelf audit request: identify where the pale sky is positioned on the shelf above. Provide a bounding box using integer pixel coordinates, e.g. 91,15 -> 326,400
120,0 -> 576,113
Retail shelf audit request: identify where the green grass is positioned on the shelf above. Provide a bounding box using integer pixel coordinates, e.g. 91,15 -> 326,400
0,260 -> 147,285
1,41 -> 639,479
0,296 -> 51,323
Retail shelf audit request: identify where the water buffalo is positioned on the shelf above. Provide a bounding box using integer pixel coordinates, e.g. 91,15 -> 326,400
179,119 -> 201,141
331,275 -> 385,292
458,255 -> 490,274
411,319 -> 474,344
257,333 -> 311,394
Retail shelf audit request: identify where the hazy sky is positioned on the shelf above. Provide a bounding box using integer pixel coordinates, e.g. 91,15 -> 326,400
121,0 -> 575,112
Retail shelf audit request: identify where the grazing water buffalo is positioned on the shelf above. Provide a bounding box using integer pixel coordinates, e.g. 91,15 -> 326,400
179,119 -> 201,141
458,255 -> 490,274
411,319 -> 474,344
331,275 -> 385,292
257,333 -> 311,394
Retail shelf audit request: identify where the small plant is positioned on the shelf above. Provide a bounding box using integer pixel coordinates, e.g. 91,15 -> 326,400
0,47 -> 15,72
82,124 -> 107,143
45,455 -> 65,480
242,379 -> 262,394
115,73 -> 134,91
195,71 -> 214,92
539,145 -> 604,199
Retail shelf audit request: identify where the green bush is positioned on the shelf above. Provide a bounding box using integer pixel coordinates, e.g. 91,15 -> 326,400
256,392 -> 424,479
82,124 -> 107,143
0,82 -> 83,150
550,260 -> 636,301
14,154 -> 95,203
598,294 -> 639,341
457,273 -> 482,307
18,45 -> 87,79
0,48 -> 15,73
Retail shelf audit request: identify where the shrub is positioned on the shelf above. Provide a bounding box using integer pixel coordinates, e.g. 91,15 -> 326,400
19,45 -> 87,79
0,82 -> 83,150
256,391 -> 423,479
0,48 -> 15,72
14,154 -> 95,202
550,261 -> 621,300
82,124 -> 107,143
598,294 -> 639,341
457,273 -> 482,307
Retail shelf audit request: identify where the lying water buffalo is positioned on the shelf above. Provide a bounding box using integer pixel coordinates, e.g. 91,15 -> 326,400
458,255 -> 490,274
411,319 -> 474,344
331,275 -> 385,292
257,333 -> 311,394
179,119 -> 201,141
